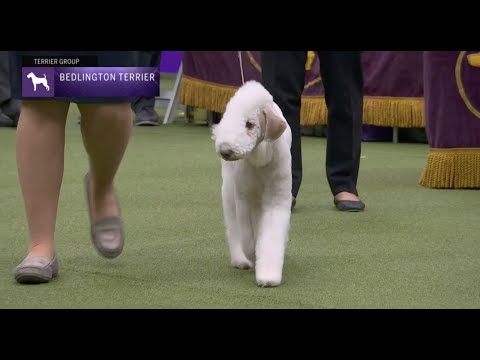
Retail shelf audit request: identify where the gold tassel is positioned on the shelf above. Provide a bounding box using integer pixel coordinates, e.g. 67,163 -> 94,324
300,96 -> 328,125
363,96 -> 425,128
180,77 -> 425,129
419,148 -> 480,188
179,76 -> 238,114
300,96 -> 425,128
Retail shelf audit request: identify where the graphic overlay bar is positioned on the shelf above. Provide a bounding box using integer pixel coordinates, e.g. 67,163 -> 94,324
21,67 -> 160,98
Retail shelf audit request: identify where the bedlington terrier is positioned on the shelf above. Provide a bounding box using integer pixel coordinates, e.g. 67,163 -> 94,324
211,80 -> 292,287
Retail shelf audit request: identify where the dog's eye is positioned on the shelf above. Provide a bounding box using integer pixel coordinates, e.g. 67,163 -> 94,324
246,120 -> 255,129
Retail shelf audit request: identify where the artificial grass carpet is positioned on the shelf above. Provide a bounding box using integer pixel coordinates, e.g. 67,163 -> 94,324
1,106 -> 479,308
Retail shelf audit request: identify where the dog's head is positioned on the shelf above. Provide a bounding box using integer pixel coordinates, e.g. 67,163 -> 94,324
211,80 -> 287,161
26,72 -> 34,78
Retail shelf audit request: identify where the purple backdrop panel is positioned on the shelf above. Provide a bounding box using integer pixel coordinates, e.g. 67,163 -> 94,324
182,51 -> 261,86
362,51 -> 424,97
311,51 -> 423,97
182,51 -> 322,95
181,51 -> 424,130
424,51 -> 480,148
160,51 -> 182,74
182,51 -> 423,97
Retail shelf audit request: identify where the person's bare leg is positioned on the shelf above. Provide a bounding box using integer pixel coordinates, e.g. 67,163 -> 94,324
16,100 -> 70,260
78,103 -> 132,222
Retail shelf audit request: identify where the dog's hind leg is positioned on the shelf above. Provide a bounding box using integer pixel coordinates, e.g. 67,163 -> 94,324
222,165 -> 253,270
255,201 -> 291,287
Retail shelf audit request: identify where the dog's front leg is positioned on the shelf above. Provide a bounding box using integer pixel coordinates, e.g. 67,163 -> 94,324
231,189 -> 255,269
255,202 -> 291,287
222,167 -> 253,269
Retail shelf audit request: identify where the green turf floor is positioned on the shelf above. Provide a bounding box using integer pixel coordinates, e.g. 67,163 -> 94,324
1,106 -> 479,309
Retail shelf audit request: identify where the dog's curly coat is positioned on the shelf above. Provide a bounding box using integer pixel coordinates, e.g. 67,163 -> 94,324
212,80 -> 292,287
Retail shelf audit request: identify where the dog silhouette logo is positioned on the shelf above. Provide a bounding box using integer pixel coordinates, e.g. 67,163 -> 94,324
26,72 -> 50,92
22,67 -> 54,97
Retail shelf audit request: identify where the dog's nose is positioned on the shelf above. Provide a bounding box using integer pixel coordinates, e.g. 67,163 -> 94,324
219,144 -> 234,159
220,148 -> 234,159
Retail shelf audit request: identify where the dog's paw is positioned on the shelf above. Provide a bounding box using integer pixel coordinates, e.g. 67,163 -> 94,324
256,273 -> 282,288
230,258 -> 254,270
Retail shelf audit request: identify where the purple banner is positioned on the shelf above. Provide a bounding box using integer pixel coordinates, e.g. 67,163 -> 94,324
181,51 -> 424,97
362,51 -> 424,97
424,51 -> 480,148
179,51 -> 424,127
420,51 -> 480,189
22,67 -> 160,98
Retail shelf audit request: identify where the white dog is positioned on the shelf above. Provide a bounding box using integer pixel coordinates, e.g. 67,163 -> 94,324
27,72 -> 50,92
211,80 -> 292,287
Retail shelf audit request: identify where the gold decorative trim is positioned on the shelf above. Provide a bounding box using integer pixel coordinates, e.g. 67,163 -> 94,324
246,51 -> 261,73
179,76 -> 238,113
419,148 -> 480,188
467,52 -> 480,67
455,51 -> 480,119
179,76 -> 425,128
300,96 -> 424,128
305,51 -> 316,70
246,51 -> 322,90
304,77 -> 322,90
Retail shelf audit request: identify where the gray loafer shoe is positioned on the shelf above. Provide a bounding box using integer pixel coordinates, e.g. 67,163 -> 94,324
334,199 -> 365,212
84,173 -> 125,258
15,256 -> 59,284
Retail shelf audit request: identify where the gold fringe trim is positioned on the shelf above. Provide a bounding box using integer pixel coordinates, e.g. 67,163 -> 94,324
180,77 -> 425,128
300,96 -> 328,125
179,76 -> 238,114
300,96 -> 425,127
419,148 -> 480,189
363,96 -> 425,128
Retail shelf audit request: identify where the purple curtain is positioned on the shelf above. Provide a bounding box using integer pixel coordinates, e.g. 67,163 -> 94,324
180,51 -> 424,133
420,51 -> 480,188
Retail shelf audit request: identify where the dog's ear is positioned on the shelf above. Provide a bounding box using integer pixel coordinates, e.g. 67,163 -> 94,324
261,103 -> 287,142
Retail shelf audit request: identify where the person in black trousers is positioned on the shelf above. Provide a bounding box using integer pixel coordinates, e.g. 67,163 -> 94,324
0,51 -> 20,127
261,51 -> 365,212
132,51 -> 162,126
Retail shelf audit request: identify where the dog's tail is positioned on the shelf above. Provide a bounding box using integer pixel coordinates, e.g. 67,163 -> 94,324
43,74 -> 47,78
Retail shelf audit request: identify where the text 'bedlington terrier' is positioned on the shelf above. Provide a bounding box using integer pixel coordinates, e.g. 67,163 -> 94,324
211,80 -> 292,287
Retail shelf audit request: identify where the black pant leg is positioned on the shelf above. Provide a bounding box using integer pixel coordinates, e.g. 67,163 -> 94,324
131,51 -> 162,113
0,51 -> 21,118
261,51 -> 307,198
317,51 -> 363,196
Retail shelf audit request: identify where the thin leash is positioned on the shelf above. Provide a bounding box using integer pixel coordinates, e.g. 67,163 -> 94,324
238,51 -> 245,85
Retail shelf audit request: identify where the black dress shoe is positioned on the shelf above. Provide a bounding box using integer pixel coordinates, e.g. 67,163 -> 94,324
0,113 -> 16,127
135,108 -> 160,126
334,198 -> 365,212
